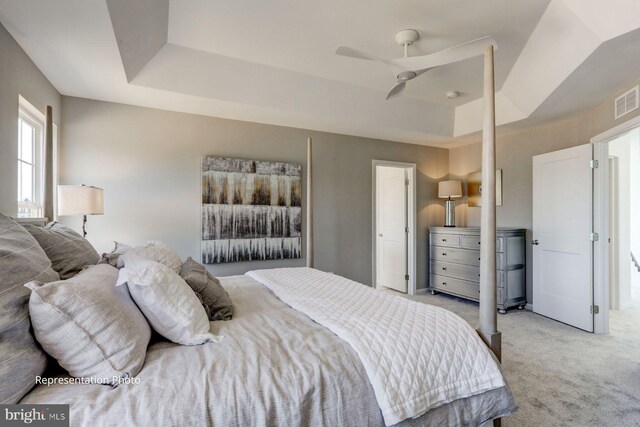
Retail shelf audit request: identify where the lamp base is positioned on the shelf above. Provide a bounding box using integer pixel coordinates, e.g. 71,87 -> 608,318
444,200 -> 456,227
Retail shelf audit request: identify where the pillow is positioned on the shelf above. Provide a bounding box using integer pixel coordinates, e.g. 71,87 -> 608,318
0,212 -> 59,404
180,257 -> 234,321
117,257 -> 221,345
24,222 -> 100,280
99,241 -> 132,267
118,241 -> 181,273
24,264 -> 151,384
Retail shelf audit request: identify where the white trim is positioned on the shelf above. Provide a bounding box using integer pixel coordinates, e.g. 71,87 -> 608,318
17,96 -> 45,219
15,217 -> 48,227
372,160 -> 417,295
608,157 -> 620,311
524,303 -> 534,312
591,115 -> 640,142
18,94 -> 46,122
591,114 -> 640,335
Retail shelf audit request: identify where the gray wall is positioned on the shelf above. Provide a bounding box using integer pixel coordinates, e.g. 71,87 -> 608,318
449,79 -> 640,305
0,22 -> 61,215
60,96 -> 448,287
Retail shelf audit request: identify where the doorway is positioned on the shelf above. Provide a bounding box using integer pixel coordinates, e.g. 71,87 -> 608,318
593,115 -> 640,334
607,128 -> 640,312
372,161 -> 416,294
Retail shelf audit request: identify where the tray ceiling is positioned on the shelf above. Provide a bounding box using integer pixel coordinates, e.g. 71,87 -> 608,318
0,0 -> 638,146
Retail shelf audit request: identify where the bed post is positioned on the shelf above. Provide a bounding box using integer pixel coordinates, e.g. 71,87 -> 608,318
306,137 -> 314,268
478,44 -> 501,363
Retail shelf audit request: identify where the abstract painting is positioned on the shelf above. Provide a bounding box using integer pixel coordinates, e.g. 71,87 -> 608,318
201,156 -> 302,263
467,169 -> 503,207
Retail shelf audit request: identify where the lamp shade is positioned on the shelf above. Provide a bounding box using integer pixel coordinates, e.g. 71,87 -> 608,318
57,185 -> 104,216
438,180 -> 462,199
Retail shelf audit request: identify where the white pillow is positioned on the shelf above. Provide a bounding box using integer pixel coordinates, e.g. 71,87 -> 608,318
118,241 -> 182,273
117,257 -> 221,345
25,264 -> 151,384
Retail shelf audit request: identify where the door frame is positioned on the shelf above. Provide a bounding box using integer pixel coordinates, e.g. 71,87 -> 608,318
609,157 -> 620,311
372,160 -> 417,295
592,114 -> 640,335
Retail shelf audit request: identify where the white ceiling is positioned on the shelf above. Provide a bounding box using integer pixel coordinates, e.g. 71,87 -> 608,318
0,0 -> 639,146
167,0 -> 548,107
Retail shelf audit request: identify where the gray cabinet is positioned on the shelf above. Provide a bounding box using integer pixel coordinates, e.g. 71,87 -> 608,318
429,227 -> 526,313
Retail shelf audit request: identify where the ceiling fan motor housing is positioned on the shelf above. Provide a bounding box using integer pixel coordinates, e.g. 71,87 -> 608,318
395,29 -> 419,46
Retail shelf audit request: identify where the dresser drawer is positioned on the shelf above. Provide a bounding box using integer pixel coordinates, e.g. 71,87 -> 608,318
430,274 -> 479,300
431,260 -> 480,282
430,234 -> 461,248
431,247 -> 481,266
430,261 -> 506,286
460,236 -> 505,252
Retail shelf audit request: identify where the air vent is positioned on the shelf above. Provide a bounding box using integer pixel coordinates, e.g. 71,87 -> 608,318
615,86 -> 639,119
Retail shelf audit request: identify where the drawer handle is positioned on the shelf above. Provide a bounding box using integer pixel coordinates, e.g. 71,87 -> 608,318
442,253 -> 447,256
442,238 -> 447,242
442,267 -> 447,271
442,282 -> 447,286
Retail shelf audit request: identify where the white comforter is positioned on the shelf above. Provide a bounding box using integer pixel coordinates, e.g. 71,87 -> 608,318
247,267 -> 505,426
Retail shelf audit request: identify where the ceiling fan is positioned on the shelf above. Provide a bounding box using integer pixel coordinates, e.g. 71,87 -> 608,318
335,29 -> 497,100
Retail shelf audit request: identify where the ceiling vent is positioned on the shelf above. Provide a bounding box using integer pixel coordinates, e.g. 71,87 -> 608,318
614,86 -> 639,120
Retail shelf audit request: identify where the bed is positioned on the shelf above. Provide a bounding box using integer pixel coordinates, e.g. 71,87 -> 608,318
21,274 -> 515,426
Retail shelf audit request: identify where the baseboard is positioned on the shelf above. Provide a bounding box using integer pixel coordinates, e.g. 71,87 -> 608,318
525,303 -> 534,312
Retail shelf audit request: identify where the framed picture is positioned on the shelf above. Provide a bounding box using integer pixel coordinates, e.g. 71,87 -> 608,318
467,169 -> 503,207
201,156 -> 302,263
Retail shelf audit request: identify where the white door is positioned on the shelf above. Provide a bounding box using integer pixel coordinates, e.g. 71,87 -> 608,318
532,144 -> 594,332
376,166 -> 407,292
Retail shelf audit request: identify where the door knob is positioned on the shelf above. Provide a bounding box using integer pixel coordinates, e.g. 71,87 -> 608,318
532,239 -> 539,245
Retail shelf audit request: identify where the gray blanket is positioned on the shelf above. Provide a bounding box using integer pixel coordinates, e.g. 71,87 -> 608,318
21,275 -> 516,426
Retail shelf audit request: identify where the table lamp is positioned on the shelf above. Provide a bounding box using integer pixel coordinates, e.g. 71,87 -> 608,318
57,185 -> 104,237
438,180 -> 462,227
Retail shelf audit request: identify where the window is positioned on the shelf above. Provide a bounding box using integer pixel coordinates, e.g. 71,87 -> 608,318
17,98 -> 44,218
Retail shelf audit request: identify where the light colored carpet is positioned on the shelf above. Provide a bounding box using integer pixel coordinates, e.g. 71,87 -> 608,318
405,292 -> 640,426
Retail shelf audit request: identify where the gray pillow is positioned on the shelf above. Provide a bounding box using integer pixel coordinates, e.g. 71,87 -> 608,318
0,212 -> 59,404
99,241 -> 132,268
23,222 -> 100,280
179,257 -> 233,321
25,264 -> 151,384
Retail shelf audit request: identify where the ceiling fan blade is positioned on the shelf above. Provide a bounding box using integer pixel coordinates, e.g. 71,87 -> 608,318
336,46 -> 386,62
386,81 -> 406,100
390,36 -> 497,72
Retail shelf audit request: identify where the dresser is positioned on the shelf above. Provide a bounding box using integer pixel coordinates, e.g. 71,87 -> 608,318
428,227 -> 526,313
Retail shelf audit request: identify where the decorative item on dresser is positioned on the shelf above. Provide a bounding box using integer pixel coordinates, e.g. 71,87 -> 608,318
429,227 -> 526,314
